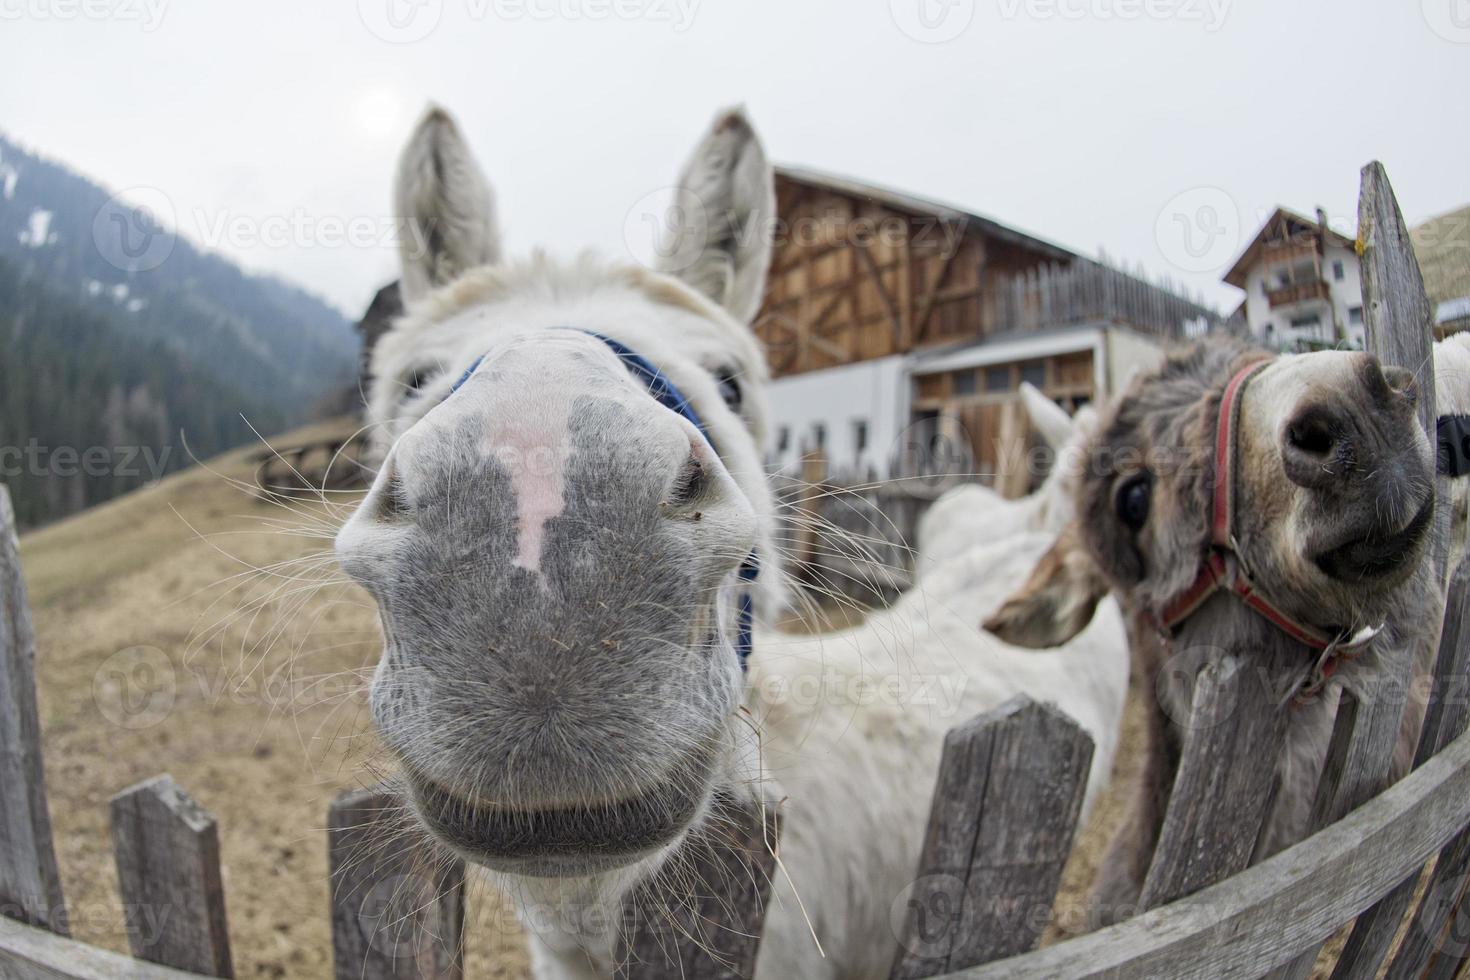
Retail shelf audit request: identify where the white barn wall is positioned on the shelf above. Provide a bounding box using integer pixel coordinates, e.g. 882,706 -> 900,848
765,355 -> 907,478
1104,328 -> 1168,394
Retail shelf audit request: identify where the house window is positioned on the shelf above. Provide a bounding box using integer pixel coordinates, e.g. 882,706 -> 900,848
953,370 -> 977,396
1020,361 -> 1047,389
812,423 -> 826,451
985,366 -> 1010,392
776,426 -> 790,453
1349,305 -> 1364,325
1290,314 -> 1322,331
852,419 -> 868,454
1333,260 -> 1345,281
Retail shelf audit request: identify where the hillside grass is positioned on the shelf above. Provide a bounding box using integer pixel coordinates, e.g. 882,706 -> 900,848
19,418 -> 528,979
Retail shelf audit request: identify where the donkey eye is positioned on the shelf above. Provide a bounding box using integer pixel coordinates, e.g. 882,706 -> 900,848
399,366 -> 439,395
713,368 -> 742,413
1115,476 -> 1151,531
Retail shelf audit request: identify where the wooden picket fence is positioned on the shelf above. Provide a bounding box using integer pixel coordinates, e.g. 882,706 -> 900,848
0,163 -> 1468,979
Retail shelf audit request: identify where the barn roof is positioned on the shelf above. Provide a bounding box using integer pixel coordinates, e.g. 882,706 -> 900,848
775,165 -> 1077,264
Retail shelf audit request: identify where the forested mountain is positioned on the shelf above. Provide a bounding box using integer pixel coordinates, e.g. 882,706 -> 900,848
0,132 -> 358,528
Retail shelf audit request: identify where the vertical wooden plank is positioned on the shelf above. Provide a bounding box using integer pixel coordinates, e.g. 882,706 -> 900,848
1357,161 -> 1439,440
1383,828 -> 1470,980
1409,580 -> 1470,788
0,485 -> 67,936
993,402 -> 1026,501
1412,575 -> 1470,771
1422,877 -> 1470,980
889,697 -> 1093,978
327,785 -> 464,980
1322,160 -> 1453,980
1378,576 -> 1470,980
1139,658 -> 1291,910
1263,691 -> 1381,980
109,774 -> 233,977
616,795 -> 779,980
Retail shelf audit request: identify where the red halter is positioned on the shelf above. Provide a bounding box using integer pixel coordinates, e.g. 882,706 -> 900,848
1153,358 -> 1379,700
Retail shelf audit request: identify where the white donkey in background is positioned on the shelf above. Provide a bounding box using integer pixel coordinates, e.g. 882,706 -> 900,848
915,385 -> 1098,574
338,105 -> 1128,980
1436,332 -> 1470,581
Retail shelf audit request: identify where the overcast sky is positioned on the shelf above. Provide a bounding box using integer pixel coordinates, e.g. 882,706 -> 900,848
2,0 -> 1466,317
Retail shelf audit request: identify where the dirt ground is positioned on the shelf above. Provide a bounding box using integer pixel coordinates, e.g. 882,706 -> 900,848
18,417 -> 1148,978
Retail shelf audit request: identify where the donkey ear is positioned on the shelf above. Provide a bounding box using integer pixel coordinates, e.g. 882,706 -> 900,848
659,107 -> 775,325
394,106 -> 502,303
984,524 -> 1110,648
1019,383 -> 1075,449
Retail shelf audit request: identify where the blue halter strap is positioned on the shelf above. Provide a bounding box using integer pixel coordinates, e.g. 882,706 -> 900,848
1441,415 -> 1470,478
448,331 -> 760,670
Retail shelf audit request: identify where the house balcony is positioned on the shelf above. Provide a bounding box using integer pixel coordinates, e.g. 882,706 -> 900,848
1261,237 -> 1321,268
1266,278 -> 1332,309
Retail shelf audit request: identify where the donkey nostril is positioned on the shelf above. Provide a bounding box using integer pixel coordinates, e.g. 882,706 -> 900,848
1282,405 -> 1353,489
1287,418 -> 1335,458
664,453 -> 710,510
1381,365 -> 1418,408
366,469 -> 412,525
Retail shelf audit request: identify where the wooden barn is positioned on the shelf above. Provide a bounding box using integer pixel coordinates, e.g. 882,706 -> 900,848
755,167 -> 1221,489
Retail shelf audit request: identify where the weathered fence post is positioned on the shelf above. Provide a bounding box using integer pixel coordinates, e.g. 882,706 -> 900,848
1423,881 -> 1470,979
110,775 -> 233,977
1268,578 -> 1468,980
0,484 -> 68,936
1286,160 -> 1456,980
889,697 -> 1093,978
1375,575 -> 1470,980
1139,658 -> 1290,910
616,796 -> 779,980
327,785 -> 465,980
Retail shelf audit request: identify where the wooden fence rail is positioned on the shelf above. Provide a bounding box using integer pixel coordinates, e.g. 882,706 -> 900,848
0,160 -> 1466,980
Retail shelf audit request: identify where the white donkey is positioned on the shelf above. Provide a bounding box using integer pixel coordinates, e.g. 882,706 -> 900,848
338,105 -> 1128,980
915,385 -> 1098,573
1436,332 -> 1470,581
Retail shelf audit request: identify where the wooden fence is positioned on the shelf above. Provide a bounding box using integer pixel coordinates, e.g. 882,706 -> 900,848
0,163 -> 1467,979
979,257 -> 1222,342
